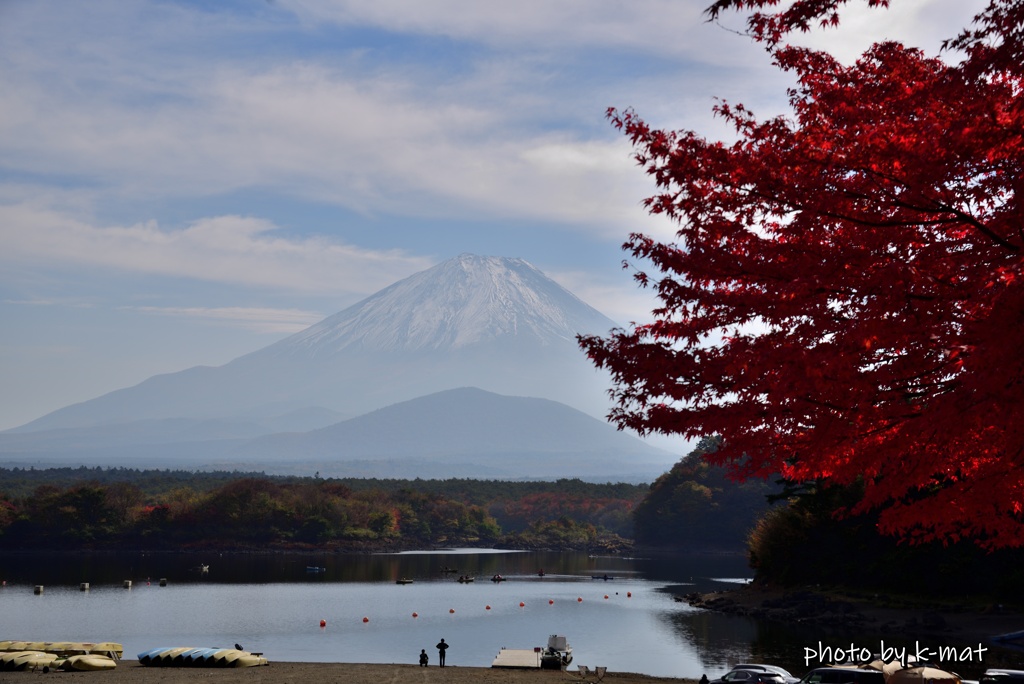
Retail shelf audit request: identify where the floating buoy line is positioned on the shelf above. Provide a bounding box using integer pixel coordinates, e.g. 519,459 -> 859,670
311,587 -> 634,627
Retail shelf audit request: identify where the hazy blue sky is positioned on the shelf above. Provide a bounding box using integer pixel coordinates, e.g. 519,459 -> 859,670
0,0 -> 981,431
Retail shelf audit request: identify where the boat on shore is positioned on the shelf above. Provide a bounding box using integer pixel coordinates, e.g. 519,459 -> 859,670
541,634 -> 573,670
0,641 -> 123,660
60,654 -> 118,671
0,651 -> 59,671
137,646 -> 267,668
0,642 -> 123,672
492,635 -> 572,671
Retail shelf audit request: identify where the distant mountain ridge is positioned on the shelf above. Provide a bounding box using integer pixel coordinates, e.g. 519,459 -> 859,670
234,387 -> 670,479
1,254 -> 676,481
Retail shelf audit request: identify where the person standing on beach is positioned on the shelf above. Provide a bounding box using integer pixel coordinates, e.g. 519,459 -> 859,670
436,638 -> 449,667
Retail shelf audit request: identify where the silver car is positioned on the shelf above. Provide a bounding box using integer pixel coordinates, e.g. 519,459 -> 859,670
710,669 -> 788,684
736,664 -> 801,684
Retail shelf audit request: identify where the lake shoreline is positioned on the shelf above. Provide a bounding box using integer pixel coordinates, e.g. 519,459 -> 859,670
29,661 -> 697,683
684,583 -> 1024,645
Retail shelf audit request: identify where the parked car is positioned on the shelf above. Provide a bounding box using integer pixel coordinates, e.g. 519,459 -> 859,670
735,664 -> 801,684
799,667 -> 886,684
711,669 -> 788,684
981,671 -> 1024,684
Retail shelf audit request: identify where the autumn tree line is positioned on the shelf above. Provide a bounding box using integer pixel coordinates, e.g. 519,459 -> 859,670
0,466 -> 757,553
0,460 -> 777,556
0,470 -> 649,553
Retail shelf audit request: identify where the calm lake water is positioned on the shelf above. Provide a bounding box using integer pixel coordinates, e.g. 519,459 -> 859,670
0,550 -> 1002,679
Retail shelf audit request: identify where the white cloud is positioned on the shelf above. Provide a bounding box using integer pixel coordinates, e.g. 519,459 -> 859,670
0,56 -> 656,234
123,305 -> 324,334
280,0 -> 982,66
548,267 -> 664,328
0,0 -> 782,241
282,0 -> 716,57
0,202 -> 431,296
772,0 -> 986,63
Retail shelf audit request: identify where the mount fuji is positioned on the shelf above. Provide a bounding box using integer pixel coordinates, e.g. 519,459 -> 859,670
1,254 -> 675,480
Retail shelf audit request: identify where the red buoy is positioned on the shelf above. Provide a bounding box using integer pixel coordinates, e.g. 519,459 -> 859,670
412,612 -> 418,618
362,617 -> 369,623
319,619 -> 326,628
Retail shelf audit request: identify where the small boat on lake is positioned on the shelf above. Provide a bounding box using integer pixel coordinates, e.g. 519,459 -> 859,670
491,574 -> 506,582
457,576 -> 475,583
591,575 -> 615,580
396,578 -> 414,585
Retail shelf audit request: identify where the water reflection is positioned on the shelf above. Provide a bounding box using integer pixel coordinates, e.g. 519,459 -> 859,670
0,549 -> 743,588
663,602 -> 826,677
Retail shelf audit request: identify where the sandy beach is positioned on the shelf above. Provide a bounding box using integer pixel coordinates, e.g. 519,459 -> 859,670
0,662 -> 694,683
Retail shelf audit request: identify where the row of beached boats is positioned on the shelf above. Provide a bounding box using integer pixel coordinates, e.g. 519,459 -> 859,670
0,641 -> 123,672
0,640 -> 269,671
137,646 -> 269,668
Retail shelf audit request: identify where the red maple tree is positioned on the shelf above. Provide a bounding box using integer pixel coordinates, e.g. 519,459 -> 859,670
580,0 -> 1024,548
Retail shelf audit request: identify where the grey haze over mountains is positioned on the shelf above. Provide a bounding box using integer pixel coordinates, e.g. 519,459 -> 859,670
1,254 -> 674,480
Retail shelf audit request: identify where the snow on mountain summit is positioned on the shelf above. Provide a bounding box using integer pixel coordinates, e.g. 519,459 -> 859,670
269,254 -> 617,357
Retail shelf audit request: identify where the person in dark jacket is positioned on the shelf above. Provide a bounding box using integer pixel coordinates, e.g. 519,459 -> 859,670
436,638 -> 449,667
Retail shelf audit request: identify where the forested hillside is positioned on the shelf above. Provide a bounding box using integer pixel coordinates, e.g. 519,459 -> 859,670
0,468 -> 645,553
632,438 -> 780,550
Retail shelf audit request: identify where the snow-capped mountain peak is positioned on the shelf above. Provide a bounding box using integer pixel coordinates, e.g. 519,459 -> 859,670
268,253 -> 616,357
